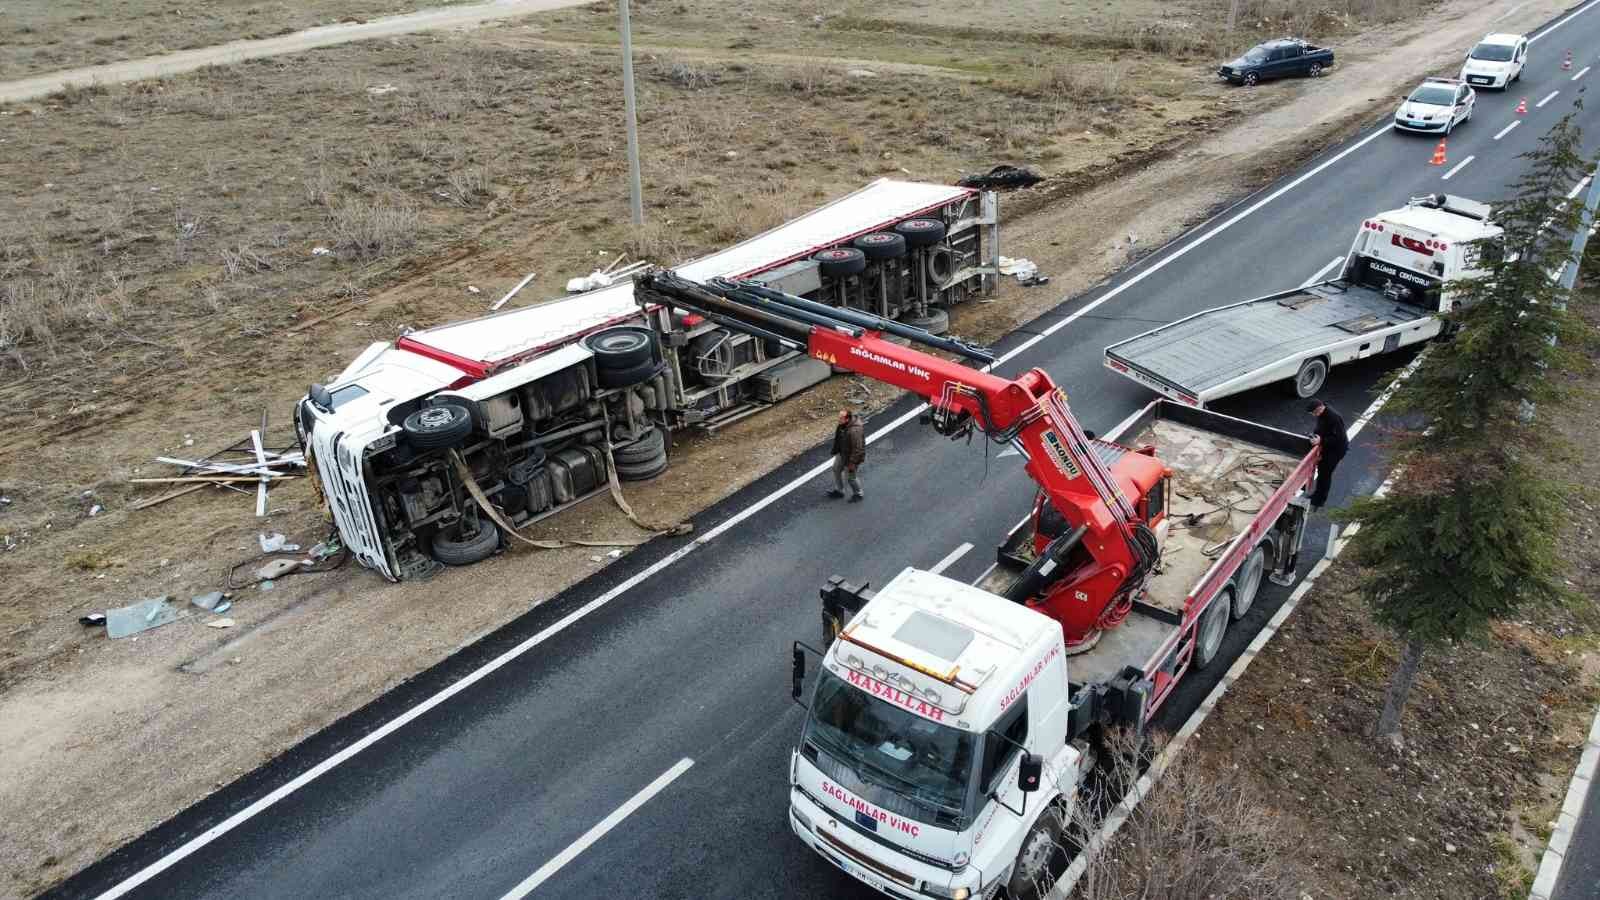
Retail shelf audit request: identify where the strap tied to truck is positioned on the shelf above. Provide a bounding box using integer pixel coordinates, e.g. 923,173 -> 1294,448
449,449 -> 691,552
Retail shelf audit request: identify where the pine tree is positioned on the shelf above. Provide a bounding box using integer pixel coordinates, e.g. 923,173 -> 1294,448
1336,111 -> 1595,748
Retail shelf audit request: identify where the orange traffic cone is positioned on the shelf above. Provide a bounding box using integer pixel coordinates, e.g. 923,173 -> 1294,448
1563,50 -> 1573,70
1429,139 -> 1448,166
1516,97 -> 1528,115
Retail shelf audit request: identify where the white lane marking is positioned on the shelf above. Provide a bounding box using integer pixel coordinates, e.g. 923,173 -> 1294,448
82,0 -> 1600,881
499,758 -> 694,899
1301,256 -> 1344,287
1441,155 -> 1476,181
1538,90 -> 1560,107
971,561 -> 999,586
1528,0 -> 1600,43
930,542 -> 975,575
1574,65 -> 1593,81
1495,120 -> 1521,140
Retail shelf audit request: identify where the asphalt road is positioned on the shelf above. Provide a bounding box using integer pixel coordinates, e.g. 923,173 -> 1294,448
1554,769 -> 1600,899
45,6 -> 1600,899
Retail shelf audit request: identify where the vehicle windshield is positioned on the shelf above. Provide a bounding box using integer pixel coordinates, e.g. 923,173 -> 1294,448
1469,42 -> 1515,62
803,670 -> 977,828
1408,85 -> 1457,106
1242,46 -> 1269,62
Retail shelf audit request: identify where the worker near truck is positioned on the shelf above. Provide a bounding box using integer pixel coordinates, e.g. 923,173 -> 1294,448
1306,399 -> 1349,509
828,409 -> 866,502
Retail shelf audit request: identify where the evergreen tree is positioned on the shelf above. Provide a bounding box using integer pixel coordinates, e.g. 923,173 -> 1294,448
1336,111 -> 1595,747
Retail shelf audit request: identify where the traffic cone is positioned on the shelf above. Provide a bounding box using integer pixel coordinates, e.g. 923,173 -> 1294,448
1516,97 -> 1528,115
1563,50 -> 1573,70
1429,138 -> 1448,166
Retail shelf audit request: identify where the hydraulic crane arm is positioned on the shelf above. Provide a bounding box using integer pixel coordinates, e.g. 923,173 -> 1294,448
634,270 -> 1162,650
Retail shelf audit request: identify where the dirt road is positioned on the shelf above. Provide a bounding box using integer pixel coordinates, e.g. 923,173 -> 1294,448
0,0 -> 593,104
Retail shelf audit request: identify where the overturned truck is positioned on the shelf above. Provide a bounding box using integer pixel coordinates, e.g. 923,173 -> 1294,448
296,180 -> 1001,580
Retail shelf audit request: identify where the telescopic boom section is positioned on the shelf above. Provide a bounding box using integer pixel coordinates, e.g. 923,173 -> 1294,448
634,270 -> 1164,650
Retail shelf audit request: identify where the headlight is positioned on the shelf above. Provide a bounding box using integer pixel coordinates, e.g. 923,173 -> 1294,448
926,884 -> 971,900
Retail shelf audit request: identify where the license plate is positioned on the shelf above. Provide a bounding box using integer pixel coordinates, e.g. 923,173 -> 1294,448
1469,76 -> 1490,84
838,858 -> 891,893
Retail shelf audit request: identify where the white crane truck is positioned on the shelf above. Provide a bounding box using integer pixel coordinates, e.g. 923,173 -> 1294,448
1104,194 -> 1502,405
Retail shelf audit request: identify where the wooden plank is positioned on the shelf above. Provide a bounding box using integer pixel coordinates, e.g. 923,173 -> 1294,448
130,475 -> 299,484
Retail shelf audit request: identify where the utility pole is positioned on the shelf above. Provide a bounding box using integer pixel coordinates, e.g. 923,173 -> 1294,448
619,0 -> 644,226
1226,0 -> 1240,31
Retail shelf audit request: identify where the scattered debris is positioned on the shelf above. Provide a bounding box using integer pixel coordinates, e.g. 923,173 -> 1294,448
88,504 -> 102,517
366,83 -> 397,96
566,257 -> 649,294
846,68 -> 877,78
190,591 -> 231,613
957,164 -> 1044,191
78,613 -> 106,628
607,549 -> 623,558
105,596 -> 180,639
259,580 -> 275,591
490,271 -> 538,311
258,533 -> 299,554
466,285 -> 481,294
0,496 -> 11,505
206,618 -> 236,629
256,558 -> 305,581
998,255 -> 1046,285
311,246 -> 332,256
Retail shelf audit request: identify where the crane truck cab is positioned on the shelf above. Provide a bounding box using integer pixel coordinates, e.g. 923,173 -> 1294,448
789,568 -> 1084,900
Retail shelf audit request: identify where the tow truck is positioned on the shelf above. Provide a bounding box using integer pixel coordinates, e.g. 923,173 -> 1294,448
633,271 -> 1317,900
1104,194 -> 1502,405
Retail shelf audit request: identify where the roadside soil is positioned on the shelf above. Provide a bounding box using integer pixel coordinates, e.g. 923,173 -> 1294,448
0,0 -> 1580,894
1193,296 -> 1600,898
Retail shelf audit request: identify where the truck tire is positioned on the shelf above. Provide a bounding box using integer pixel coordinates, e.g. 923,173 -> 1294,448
853,231 -> 907,260
1193,586 -> 1233,670
900,308 -> 949,335
813,247 -> 867,279
402,404 -> 473,451
1307,62 -> 1323,77
584,326 -> 655,370
597,359 -> 663,391
1005,807 -> 1065,900
616,455 -> 669,482
615,426 -> 666,465
1289,357 -> 1328,399
431,518 -> 500,566
894,218 -> 947,248
1231,544 -> 1268,621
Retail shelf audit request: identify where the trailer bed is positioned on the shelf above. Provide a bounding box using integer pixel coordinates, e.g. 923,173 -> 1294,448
1105,281 -> 1428,400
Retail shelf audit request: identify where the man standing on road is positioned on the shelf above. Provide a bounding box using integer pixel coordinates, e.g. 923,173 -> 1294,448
1305,398 -> 1349,510
829,408 -> 866,503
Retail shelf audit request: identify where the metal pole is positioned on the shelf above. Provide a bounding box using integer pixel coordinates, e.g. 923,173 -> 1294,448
619,0 -> 644,227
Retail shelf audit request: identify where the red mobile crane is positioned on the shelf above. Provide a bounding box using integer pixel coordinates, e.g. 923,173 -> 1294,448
635,270 -> 1167,651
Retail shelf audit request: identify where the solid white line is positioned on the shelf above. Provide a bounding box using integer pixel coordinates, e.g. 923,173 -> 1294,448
1495,120 -> 1522,141
930,542 -> 975,575
1574,65 -> 1593,81
1301,256 -> 1344,287
1441,155 -> 1476,181
1528,0 -> 1600,43
1538,90 -> 1560,108
498,758 -> 693,899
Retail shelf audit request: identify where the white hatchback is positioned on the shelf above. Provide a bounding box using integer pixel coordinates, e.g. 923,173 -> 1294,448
1459,32 -> 1528,89
1394,78 -> 1476,134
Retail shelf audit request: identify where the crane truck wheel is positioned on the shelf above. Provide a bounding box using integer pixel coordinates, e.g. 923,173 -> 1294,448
1005,807 -> 1065,900
1288,357 -> 1328,399
894,217 -> 947,248
813,247 -> 867,278
597,359 -> 664,391
853,231 -> 907,260
431,517 -> 500,566
900,308 -> 950,335
1194,585 -> 1234,670
402,404 -> 473,451
583,326 -> 656,369
1230,544 -> 1268,621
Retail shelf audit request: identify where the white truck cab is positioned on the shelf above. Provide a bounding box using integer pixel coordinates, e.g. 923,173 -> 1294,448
789,568 -> 1083,900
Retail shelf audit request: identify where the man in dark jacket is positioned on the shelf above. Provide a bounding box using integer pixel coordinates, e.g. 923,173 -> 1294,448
829,408 -> 866,502
1306,398 -> 1349,509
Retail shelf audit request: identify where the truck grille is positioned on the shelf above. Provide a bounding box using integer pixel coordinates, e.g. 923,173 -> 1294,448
817,827 -> 918,888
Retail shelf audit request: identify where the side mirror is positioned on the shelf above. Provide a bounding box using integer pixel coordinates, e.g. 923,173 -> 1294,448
791,646 -> 807,701
1017,753 -> 1042,793
308,383 -> 334,412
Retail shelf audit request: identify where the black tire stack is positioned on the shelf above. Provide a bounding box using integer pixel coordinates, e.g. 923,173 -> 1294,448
583,326 -> 662,390
614,425 -> 669,481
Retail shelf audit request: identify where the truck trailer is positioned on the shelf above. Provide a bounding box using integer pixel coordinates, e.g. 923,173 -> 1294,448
1104,193 -> 1501,405
295,180 -> 999,580
630,271 -> 1316,900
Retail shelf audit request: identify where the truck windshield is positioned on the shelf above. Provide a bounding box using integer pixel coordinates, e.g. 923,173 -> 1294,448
1469,42 -> 1515,61
803,670 -> 976,828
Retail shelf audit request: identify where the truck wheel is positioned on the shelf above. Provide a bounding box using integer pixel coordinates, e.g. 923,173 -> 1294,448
1243,71 -> 1259,87
901,308 -> 949,335
1289,357 -> 1328,399
584,326 -> 655,370
597,359 -> 663,391
1193,586 -> 1233,670
1307,62 -> 1323,77
402,404 -> 473,451
1005,808 -> 1064,900
853,231 -> 907,260
616,455 -> 669,482
1231,545 -> 1267,621
615,426 -> 666,465
813,247 -> 867,279
431,518 -> 500,566
894,218 -> 947,248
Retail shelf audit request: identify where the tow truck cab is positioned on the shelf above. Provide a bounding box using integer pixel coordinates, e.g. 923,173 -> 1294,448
1342,193 -> 1501,314
789,568 -> 1083,900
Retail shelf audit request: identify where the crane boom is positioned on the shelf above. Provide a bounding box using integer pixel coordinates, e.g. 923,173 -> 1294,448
634,270 -> 1167,651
